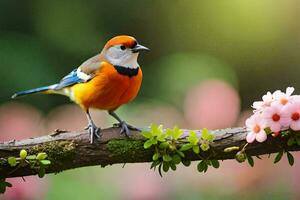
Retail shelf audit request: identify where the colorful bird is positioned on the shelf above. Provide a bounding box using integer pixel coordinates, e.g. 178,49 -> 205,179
12,35 -> 149,143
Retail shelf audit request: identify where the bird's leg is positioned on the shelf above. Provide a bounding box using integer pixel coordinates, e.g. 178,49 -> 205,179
85,110 -> 101,143
108,111 -> 140,136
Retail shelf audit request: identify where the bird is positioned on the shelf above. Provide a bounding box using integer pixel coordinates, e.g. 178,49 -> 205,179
12,35 -> 149,143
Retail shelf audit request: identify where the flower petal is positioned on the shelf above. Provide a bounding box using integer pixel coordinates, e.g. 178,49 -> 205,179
286,87 -> 295,96
246,132 -> 256,143
256,131 -> 267,143
291,122 -> 300,131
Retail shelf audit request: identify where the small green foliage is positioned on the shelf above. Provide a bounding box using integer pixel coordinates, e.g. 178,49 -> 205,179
287,152 -> 294,166
142,124 -> 164,149
7,157 -> 17,167
179,144 -> 192,151
211,160 -> 220,169
38,167 -> 46,178
287,137 -> 296,146
142,124 -> 217,176
264,127 -> 273,135
247,156 -> 254,167
235,152 -> 247,163
26,155 -> 37,160
40,160 -> 51,165
201,128 -> 215,142
200,143 -> 210,151
36,152 -> 47,160
142,124 -> 187,176
20,149 -> 27,160
187,131 -> 199,146
0,178 -> 12,194
197,160 -> 208,172
3,149 -> 52,191
274,151 -> 283,164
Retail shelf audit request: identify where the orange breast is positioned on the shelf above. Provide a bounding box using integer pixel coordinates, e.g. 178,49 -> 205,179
71,62 -> 142,111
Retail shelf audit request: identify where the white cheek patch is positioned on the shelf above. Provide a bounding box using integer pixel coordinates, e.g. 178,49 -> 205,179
76,68 -> 91,82
105,46 -> 139,69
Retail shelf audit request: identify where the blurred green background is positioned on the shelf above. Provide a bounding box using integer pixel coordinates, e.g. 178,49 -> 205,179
1,1 -> 300,199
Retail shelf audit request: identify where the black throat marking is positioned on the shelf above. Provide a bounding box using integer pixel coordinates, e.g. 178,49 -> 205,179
114,65 -> 139,77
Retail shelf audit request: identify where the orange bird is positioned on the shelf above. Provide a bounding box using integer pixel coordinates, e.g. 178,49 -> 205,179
12,35 -> 149,143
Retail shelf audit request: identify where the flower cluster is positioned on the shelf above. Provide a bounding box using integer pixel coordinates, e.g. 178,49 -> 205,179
246,87 -> 300,143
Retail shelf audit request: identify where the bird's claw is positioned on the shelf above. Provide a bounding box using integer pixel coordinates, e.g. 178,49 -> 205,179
86,124 -> 101,144
113,122 -> 140,137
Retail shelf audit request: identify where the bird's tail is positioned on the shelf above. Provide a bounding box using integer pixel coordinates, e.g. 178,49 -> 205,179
11,84 -> 58,99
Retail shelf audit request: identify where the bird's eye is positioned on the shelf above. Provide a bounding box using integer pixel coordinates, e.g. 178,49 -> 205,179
120,45 -> 126,50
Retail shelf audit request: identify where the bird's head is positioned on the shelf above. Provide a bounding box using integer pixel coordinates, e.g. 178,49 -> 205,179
102,35 -> 149,69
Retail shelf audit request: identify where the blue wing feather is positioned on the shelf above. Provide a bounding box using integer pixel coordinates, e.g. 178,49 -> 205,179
53,69 -> 85,90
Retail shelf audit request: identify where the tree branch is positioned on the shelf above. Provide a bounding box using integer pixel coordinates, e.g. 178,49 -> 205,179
0,127 -> 299,178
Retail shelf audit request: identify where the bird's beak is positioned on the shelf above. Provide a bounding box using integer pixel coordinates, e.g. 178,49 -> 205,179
132,44 -> 150,53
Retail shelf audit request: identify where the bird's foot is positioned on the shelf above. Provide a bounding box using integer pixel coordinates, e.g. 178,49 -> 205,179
113,122 -> 140,137
86,123 -> 101,144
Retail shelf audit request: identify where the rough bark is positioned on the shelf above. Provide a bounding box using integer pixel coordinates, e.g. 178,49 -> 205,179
0,127 -> 299,178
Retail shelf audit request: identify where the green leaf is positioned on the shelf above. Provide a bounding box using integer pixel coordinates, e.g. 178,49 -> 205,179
206,160 -> 211,166
200,143 -> 210,151
20,149 -> 28,160
197,161 -> 206,172
163,155 -> 172,162
287,138 -> 296,146
172,127 -> 183,140
158,163 -> 163,177
159,142 -> 169,149
142,131 -> 152,139
235,152 -> 246,163
281,130 -> 290,137
162,162 -> 169,172
201,128 -> 215,142
203,163 -> 208,172
182,160 -> 191,167
152,153 -> 160,161
188,131 -> 199,145
40,160 -> 51,165
192,145 -> 200,154
274,151 -> 283,164
180,144 -> 193,151
150,138 -> 158,145
247,156 -> 254,167
7,157 -> 17,167
144,140 -> 153,149
26,155 -> 37,160
5,182 -> 12,188
169,162 -> 177,171
36,153 -> 47,160
150,124 -> 163,136
296,137 -> 300,146
157,133 -> 167,142
211,160 -> 220,168
264,127 -> 273,135
38,167 -> 45,178
0,181 -> 7,194
176,150 -> 185,158
150,160 -> 161,169
287,152 -> 294,166
172,155 -> 181,164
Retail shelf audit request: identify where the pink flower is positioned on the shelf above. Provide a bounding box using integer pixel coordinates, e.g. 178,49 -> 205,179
245,114 -> 267,143
272,87 -> 294,106
252,91 -> 273,111
282,102 -> 300,131
262,103 -> 290,132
